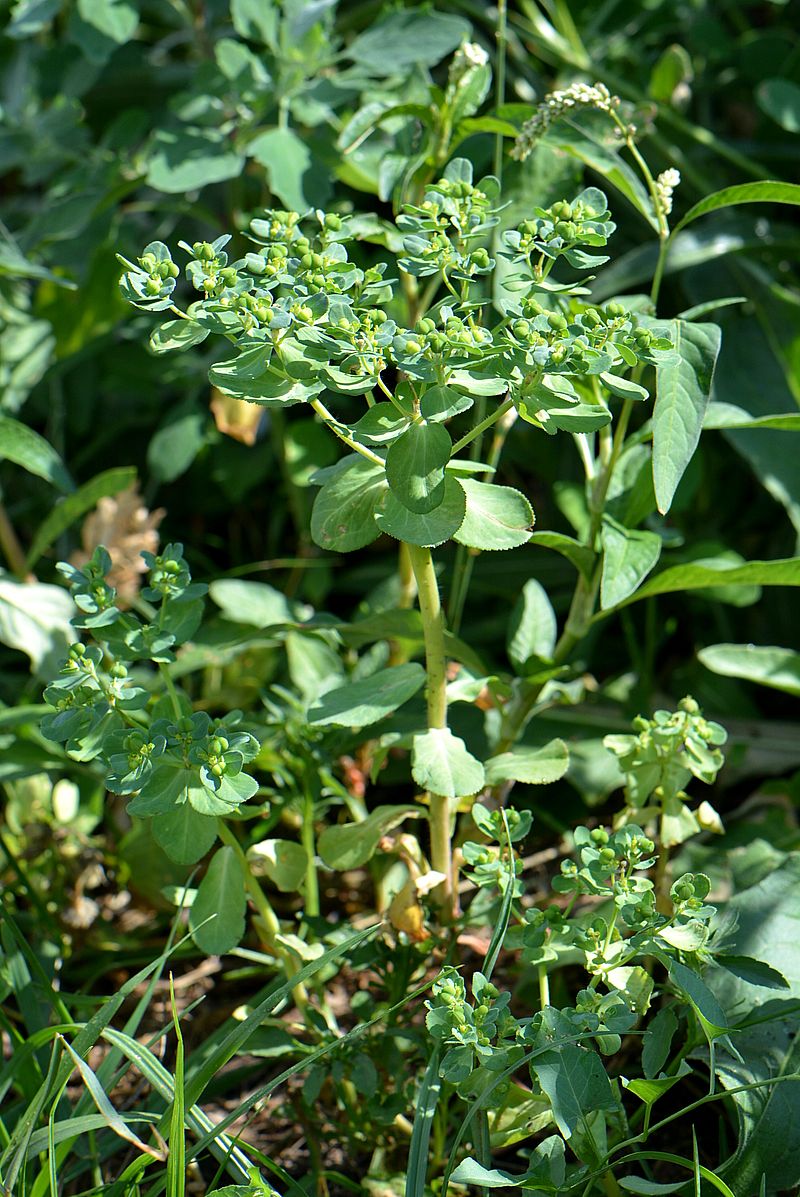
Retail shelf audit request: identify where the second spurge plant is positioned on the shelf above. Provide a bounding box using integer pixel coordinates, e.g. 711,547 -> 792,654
118,158 -> 673,916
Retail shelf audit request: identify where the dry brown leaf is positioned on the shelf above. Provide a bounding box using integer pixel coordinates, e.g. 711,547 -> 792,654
71,483 -> 164,606
210,387 -> 263,445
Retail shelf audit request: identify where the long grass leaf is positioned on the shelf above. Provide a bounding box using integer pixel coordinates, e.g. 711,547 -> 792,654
59,1038 -> 164,1160
404,1048 -> 441,1197
166,979 -> 185,1197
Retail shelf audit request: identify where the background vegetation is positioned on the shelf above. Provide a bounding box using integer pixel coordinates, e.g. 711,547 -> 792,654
1,2 -> 800,1196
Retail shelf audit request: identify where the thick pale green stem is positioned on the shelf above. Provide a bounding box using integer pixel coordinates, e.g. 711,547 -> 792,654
406,543 -> 453,916
302,768 -> 320,919
215,820 -> 308,1008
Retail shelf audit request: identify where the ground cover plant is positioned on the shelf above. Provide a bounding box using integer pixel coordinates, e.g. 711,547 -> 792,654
2,2 -> 800,1196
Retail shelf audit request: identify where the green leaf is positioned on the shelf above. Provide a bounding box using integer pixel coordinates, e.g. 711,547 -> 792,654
209,579 -> 293,628
672,181 -> 800,235
190,846 -> 246,956
484,740 -> 569,786
346,9 -> 470,76
667,959 -> 728,1039
0,578 -> 74,672
311,457 -> 385,552
600,516 -> 662,609
652,320 -> 721,514
642,1008 -> 678,1079
146,128 -> 245,193
375,475 -> 466,547
713,955 -> 789,991
149,319 -> 209,355
715,1020 -> 800,1197
411,728 -> 485,799
757,78 -> 800,133
247,839 -> 308,893
530,531 -> 595,578
420,385 -> 473,423
453,480 -> 534,551
76,0 -> 137,44
350,404 -> 409,444
153,806 -> 217,865
597,556 -> 800,613
0,417 -> 73,492
148,404 -> 206,484
704,402 -> 800,431
307,663 -> 426,727
248,127 -> 330,211
698,643 -> 800,697
318,805 -> 420,870
706,857 -> 800,1193
385,422 -> 451,514
599,372 -> 649,402
25,466 -> 137,569
231,0 -> 277,45
533,1045 -> 616,1139
622,1061 -> 692,1110
507,578 -> 557,671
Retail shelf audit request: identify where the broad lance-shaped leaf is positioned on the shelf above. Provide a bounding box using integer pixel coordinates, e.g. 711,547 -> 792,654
25,466 -> 137,570
672,180 -> 800,235
652,320 -> 721,514
190,846 -> 246,955
600,516 -> 662,609
507,578 -> 557,671
0,416 -> 73,492
453,480 -> 534,551
310,456 -> 385,552
596,555 -> 800,613
698,643 -> 800,697
307,662 -> 425,727
385,421 -> 451,513
412,728 -> 485,798
318,805 -> 421,870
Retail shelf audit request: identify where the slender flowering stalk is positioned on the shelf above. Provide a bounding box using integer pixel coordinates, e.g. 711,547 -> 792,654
512,82 -> 621,160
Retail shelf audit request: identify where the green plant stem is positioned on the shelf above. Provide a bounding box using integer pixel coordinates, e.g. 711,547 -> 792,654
309,397 -> 384,467
302,770 -> 320,920
214,820 -> 308,1008
451,396 -> 514,457
0,501 -> 28,579
493,0 -> 508,183
654,824 -> 671,915
538,964 -> 550,1010
406,543 -> 453,917
158,662 -> 183,719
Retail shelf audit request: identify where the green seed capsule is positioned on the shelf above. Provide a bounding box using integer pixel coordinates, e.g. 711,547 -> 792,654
547,312 -> 567,331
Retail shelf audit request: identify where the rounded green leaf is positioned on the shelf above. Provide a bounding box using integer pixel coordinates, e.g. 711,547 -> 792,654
412,728 -> 485,799
318,805 -> 421,870
454,479 -> 534,552
310,457 -> 386,552
153,805 -> 217,865
248,839 -> 309,892
600,516 -> 662,609
484,740 -> 569,786
375,475 -> 466,546
385,422 -> 451,514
